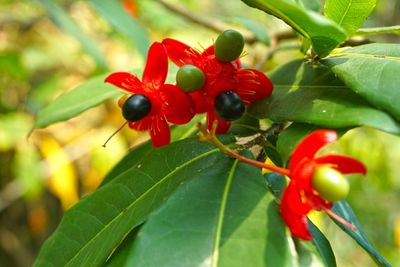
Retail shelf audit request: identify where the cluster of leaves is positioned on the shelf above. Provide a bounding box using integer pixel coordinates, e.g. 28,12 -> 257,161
32,0 -> 400,266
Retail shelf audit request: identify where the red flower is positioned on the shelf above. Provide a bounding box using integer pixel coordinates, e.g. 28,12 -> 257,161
162,38 -> 273,134
105,42 -> 195,148
281,130 -> 366,240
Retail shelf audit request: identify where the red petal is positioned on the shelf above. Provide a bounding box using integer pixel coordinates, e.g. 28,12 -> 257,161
162,38 -> 201,66
236,69 -> 273,105
161,84 -> 195,125
189,90 -> 209,114
150,116 -> 171,148
289,130 -> 338,173
128,115 -> 152,131
201,45 -> 214,57
291,158 -> 316,193
315,155 -> 367,175
207,109 -> 231,134
283,182 -> 312,216
142,42 -> 168,89
105,72 -> 143,93
280,184 -> 312,240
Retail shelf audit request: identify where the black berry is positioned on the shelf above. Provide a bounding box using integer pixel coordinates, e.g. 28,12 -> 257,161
122,94 -> 151,122
214,91 -> 245,121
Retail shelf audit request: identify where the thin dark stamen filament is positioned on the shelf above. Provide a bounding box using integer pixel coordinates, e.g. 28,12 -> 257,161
102,121 -> 128,147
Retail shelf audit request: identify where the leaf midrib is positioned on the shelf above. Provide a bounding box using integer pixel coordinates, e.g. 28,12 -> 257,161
337,0 -> 353,27
211,159 -> 239,267
66,147 -> 221,266
327,52 -> 400,61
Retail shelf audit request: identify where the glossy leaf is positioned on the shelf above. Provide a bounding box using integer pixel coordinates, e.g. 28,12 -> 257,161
331,201 -> 391,267
33,74 -> 120,129
324,0 -> 377,35
38,0 -> 107,69
89,0 -> 150,58
308,222 -> 337,267
248,60 -> 400,135
240,0 -> 346,57
34,137 -> 234,266
101,117 -> 206,187
229,112 -> 260,137
323,43 -> 400,121
126,152 -> 295,267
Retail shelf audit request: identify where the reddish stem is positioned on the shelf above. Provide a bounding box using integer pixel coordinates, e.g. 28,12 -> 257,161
226,150 -> 290,176
324,208 -> 357,231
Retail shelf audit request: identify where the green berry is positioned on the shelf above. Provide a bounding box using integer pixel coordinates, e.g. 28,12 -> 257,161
312,166 -> 349,202
122,94 -> 151,122
176,65 -> 205,92
215,29 -> 245,62
214,91 -> 245,121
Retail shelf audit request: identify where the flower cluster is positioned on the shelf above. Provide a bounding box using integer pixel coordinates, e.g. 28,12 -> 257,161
105,30 -> 273,147
280,130 -> 366,240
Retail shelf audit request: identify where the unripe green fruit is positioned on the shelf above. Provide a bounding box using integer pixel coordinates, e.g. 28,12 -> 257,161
214,29 -> 245,62
312,166 -> 349,202
176,65 -> 205,92
214,91 -> 245,121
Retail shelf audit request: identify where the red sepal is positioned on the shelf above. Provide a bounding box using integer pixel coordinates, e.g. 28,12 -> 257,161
289,130 -> 337,173
281,183 -> 312,240
161,84 -> 195,125
236,69 -> 273,105
150,116 -> 170,148
142,42 -> 168,89
315,155 -> 367,175
104,72 -> 142,94
162,38 -> 201,66
207,109 -> 231,134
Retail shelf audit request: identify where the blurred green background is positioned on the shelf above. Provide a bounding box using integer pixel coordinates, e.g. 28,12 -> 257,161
0,0 -> 399,266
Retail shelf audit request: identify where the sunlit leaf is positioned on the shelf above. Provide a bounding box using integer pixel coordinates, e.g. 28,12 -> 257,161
324,0 -> 377,35
33,74 -> 120,129
38,0 -> 107,69
323,43 -> 400,122
34,137 -> 234,266
249,60 -> 400,135
126,152 -> 295,267
89,0 -> 150,58
331,201 -> 391,267
240,0 -> 346,57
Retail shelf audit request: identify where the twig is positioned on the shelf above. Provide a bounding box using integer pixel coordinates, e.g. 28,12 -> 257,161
156,0 -> 255,42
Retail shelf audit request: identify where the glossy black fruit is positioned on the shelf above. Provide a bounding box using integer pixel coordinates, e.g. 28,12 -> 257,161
121,94 -> 151,122
176,64 -> 205,92
214,29 -> 245,62
214,91 -> 245,121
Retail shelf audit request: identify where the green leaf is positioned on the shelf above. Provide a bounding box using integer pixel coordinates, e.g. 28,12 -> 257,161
323,43 -> 400,122
308,222 -> 337,267
33,74 -> 120,129
331,201 -> 391,267
240,0 -> 346,57
324,0 -> 377,35
126,152 -> 295,267
38,0 -> 107,69
34,137 -> 234,267
229,112 -> 260,137
229,16 -> 271,44
354,25 -> 400,36
105,225 -> 142,267
249,60 -> 400,135
295,0 -> 321,12
89,0 -> 150,59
